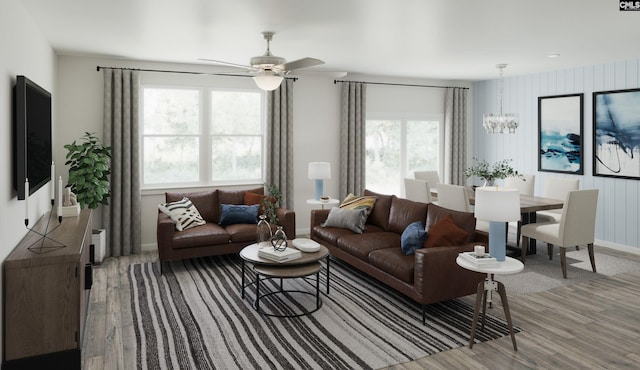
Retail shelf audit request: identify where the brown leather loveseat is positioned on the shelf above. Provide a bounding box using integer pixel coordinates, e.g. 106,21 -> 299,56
157,187 -> 295,269
310,189 -> 485,323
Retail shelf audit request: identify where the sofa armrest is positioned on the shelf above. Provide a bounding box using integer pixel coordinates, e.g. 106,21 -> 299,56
310,209 -> 330,229
413,243 -> 484,304
276,207 -> 296,238
157,212 -> 175,261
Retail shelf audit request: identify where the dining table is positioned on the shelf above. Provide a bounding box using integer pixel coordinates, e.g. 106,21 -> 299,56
432,187 -> 564,255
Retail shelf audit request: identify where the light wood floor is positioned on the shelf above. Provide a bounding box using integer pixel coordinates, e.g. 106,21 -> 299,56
82,248 -> 640,369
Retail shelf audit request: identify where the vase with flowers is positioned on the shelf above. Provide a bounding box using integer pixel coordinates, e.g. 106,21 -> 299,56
464,158 -> 522,187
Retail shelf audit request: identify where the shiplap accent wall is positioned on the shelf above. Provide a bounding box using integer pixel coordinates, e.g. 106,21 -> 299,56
472,59 -> 640,253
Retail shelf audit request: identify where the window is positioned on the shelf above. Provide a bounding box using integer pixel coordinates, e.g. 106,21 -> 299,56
365,116 -> 442,195
142,84 -> 263,188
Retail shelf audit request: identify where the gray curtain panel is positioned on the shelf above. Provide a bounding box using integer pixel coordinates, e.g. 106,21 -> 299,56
102,69 -> 141,257
266,79 -> 294,210
444,87 -> 467,185
339,81 -> 367,198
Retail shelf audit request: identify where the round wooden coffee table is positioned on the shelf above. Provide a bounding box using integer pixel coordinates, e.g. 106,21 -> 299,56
239,242 -> 330,317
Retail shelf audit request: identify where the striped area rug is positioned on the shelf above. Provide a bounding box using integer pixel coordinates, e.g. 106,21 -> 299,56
129,255 -> 518,369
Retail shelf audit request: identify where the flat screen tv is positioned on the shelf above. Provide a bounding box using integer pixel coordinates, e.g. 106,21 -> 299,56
14,75 -> 52,200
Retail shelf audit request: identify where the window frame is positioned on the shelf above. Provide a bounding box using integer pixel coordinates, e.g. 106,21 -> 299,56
140,78 -> 266,191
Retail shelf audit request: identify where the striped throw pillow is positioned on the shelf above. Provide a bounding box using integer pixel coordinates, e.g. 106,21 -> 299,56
158,197 -> 206,231
339,193 -> 377,212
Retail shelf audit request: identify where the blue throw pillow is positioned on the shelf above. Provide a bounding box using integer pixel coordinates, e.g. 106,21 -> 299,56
219,204 -> 259,226
401,221 -> 428,255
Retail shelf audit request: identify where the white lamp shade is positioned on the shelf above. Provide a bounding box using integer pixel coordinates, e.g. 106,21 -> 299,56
474,186 -> 520,222
253,71 -> 283,91
308,162 -> 331,179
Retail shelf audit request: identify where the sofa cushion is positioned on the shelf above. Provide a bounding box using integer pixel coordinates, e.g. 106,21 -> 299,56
400,221 -> 427,255
158,197 -> 206,231
426,203 -> 476,243
368,248 -> 415,283
336,232 -> 400,261
172,223 -> 230,249
219,204 -> 259,226
166,190 -> 218,223
364,189 -> 393,231
312,225 -> 355,245
388,196 -> 429,234
219,187 -> 263,205
423,214 -> 469,249
225,223 -> 259,243
322,207 -> 369,233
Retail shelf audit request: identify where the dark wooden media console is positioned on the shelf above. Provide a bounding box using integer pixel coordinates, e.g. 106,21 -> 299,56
3,209 -> 92,370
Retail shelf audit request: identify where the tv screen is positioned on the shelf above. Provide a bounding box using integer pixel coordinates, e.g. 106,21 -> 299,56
14,75 -> 52,200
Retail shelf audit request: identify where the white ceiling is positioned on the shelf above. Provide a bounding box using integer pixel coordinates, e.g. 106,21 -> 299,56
20,0 -> 640,81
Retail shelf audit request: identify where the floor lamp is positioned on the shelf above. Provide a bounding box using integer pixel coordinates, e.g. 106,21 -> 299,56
474,187 -> 520,261
308,162 -> 331,200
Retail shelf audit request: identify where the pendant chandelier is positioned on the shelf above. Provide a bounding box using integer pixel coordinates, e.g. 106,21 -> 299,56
483,64 -> 519,134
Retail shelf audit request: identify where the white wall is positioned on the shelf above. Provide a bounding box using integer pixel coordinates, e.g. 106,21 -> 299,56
473,59 -> 640,254
1,0 -> 56,360
55,56 -> 471,249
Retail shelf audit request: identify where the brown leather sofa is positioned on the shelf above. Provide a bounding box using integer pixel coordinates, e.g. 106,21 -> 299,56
310,189 -> 485,323
157,187 -> 295,269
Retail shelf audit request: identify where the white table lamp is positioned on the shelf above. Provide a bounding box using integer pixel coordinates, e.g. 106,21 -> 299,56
308,162 -> 331,200
474,186 -> 520,261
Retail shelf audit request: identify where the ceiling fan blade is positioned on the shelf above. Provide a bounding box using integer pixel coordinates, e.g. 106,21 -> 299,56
198,58 -> 254,70
277,57 -> 324,71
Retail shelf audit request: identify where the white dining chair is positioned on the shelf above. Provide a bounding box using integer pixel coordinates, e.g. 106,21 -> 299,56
435,183 -> 472,212
520,189 -> 599,278
537,176 -> 579,223
403,178 -> 433,203
414,170 -> 440,191
504,174 -> 535,246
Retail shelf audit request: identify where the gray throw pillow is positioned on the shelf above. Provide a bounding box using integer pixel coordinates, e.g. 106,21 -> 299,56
322,207 -> 368,233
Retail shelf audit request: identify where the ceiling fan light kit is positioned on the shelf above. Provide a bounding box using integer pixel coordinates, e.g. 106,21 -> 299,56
483,64 -> 519,134
202,31 -> 325,91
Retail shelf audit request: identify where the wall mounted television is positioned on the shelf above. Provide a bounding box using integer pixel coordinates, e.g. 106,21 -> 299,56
13,75 -> 52,200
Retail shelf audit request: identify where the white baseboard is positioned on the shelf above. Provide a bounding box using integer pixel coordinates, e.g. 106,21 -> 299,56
141,243 -> 157,252
595,239 -> 640,256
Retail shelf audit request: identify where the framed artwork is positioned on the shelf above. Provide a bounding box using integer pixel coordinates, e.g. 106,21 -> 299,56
538,93 -> 584,174
593,88 -> 640,179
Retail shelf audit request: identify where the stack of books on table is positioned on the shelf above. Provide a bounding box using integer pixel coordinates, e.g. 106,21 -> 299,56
258,246 -> 302,263
459,252 -> 500,268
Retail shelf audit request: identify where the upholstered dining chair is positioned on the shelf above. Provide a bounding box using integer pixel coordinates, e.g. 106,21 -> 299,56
537,176 -> 579,223
403,178 -> 433,203
504,174 -> 535,246
520,189 -> 599,278
435,183 -> 472,212
414,170 -> 440,191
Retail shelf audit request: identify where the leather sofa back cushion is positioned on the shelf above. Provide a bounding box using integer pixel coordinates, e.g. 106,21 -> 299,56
388,196 -> 429,234
423,214 -> 469,248
426,203 -> 476,243
166,190 -> 219,223
219,187 -> 264,205
364,189 -> 393,230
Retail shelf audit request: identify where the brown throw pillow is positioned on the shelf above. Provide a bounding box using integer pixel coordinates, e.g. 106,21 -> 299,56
423,213 -> 469,248
244,191 -> 275,215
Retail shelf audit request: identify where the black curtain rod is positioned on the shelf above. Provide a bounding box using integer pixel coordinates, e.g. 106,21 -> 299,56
96,66 -> 298,81
333,79 -> 468,90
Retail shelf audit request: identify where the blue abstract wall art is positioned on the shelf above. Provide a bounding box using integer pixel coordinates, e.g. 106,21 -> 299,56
538,94 -> 584,174
593,88 -> 640,179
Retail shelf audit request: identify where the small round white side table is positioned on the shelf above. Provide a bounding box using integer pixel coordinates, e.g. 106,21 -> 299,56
456,255 -> 523,351
306,198 -> 339,209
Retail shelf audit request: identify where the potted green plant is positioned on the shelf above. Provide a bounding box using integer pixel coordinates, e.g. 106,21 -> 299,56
464,158 -> 522,186
64,132 -> 112,209
261,183 -> 282,225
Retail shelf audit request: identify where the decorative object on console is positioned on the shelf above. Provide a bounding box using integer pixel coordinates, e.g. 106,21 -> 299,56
538,93 -> 584,174
308,162 -> 331,200
64,132 -> 112,209
483,64 -> 519,134
474,186 -> 520,261
464,158 -> 522,186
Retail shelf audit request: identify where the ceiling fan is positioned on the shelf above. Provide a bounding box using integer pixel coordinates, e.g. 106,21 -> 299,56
201,31 -> 325,91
